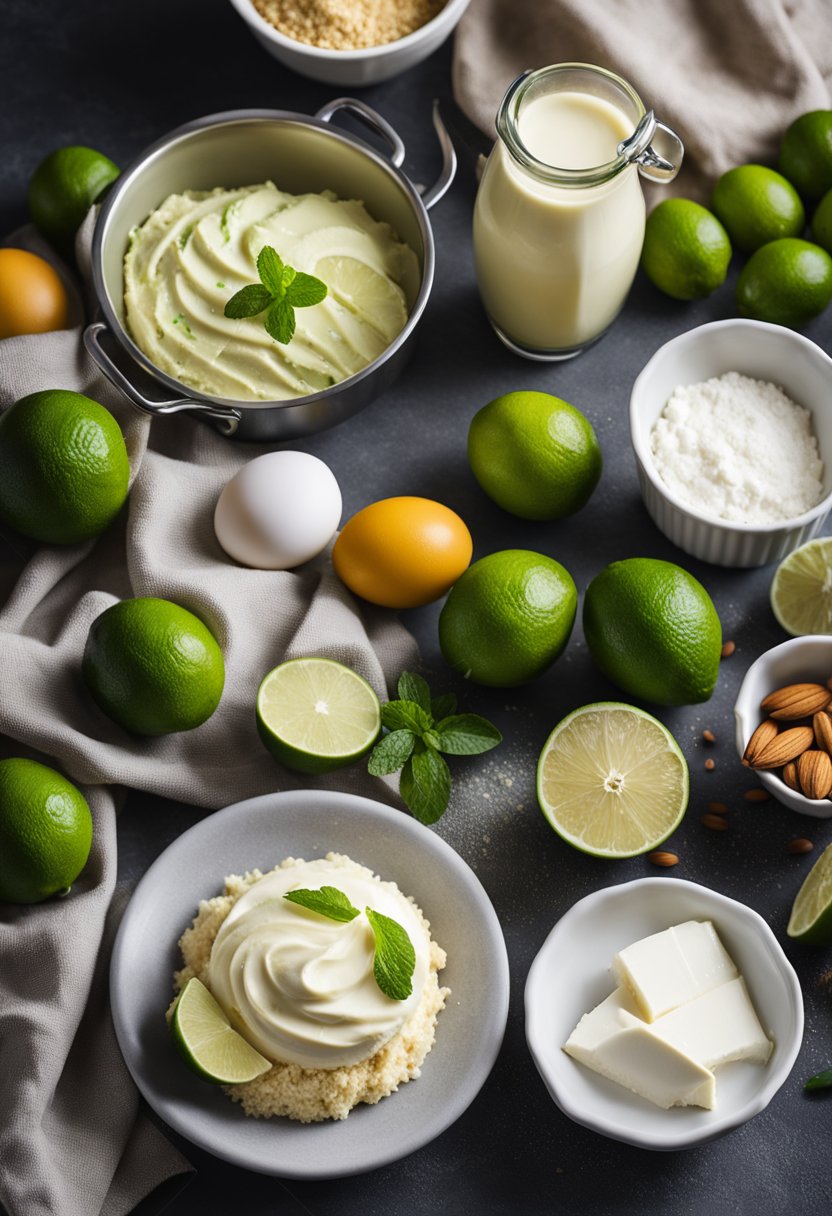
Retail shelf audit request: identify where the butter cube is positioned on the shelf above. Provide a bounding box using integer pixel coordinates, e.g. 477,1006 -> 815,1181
613,920 -> 737,1021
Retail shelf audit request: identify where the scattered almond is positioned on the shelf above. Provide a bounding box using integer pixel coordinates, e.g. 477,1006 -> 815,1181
786,838 -> 814,855
743,788 -> 771,802
742,719 -> 779,767
749,725 -> 815,770
813,711 -> 832,754
701,812 -> 729,832
702,729 -> 716,745
648,850 -> 679,867
721,640 -> 736,659
797,749 -> 832,800
761,682 -> 832,720
708,801 -> 729,814
782,761 -> 800,791
704,757 -> 715,771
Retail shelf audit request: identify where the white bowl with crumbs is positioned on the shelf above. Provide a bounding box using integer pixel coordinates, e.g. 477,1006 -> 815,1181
226,0 -> 472,86
630,319 -> 832,567
110,789 -> 509,1178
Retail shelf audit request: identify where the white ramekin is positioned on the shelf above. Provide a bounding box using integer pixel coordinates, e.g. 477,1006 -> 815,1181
734,635 -> 832,818
226,0 -> 472,86
629,319 -> 832,568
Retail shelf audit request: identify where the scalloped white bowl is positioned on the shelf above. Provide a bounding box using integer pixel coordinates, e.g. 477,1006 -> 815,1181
734,634 -> 832,818
525,878 -> 803,1150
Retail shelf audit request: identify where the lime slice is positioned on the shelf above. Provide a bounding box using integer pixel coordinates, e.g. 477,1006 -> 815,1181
171,977 -> 271,1084
771,539 -> 832,636
787,842 -> 832,944
315,255 -> 407,340
256,657 -> 381,774
536,702 -> 689,858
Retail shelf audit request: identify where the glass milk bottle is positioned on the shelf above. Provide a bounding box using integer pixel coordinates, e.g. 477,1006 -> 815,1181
473,63 -> 683,360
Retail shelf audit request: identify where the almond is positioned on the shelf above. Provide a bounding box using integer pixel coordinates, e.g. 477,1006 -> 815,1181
798,749 -> 832,800
747,725 -> 814,770
761,683 -> 832,720
701,812 -> 729,832
782,761 -> 800,791
742,719 -> 778,767
648,850 -> 679,867
743,788 -> 771,803
787,838 -> 814,855
813,711 -> 832,755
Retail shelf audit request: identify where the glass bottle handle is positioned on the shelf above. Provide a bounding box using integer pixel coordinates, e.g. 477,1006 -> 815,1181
618,111 -> 684,183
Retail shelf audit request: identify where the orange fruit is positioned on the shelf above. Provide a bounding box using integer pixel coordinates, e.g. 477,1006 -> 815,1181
332,496 -> 473,609
0,248 -> 70,339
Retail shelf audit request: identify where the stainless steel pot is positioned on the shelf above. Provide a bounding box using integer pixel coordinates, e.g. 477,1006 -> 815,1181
85,99 -> 456,440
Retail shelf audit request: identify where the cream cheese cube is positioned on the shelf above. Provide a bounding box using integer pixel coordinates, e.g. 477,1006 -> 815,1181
613,920 -> 738,1021
622,977 -> 773,1069
563,986 -> 641,1066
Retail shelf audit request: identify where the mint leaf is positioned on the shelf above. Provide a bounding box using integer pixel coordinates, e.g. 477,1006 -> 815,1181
400,747 -> 451,825
284,885 -> 360,922
282,265 -> 297,290
285,272 -> 328,308
806,1067 -> 832,1091
224,284 -> 273,319
397,672 -> 431,714
381,699 -> 432,734
430,693 -> 457,721
434,714 -> 502,756
365,908 -> 415,1001
265,298 -> 296,344
256,245 -> 284,295
368,729 -> 417,776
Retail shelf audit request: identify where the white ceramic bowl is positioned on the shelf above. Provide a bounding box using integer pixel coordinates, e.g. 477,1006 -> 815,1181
629,319 -> 832,567
525,877 -> 803,1151
227,0 -> 472,86
734,634 -> 832,818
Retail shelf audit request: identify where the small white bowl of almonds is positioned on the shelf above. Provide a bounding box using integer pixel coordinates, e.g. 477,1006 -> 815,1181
734,636 -> 832,818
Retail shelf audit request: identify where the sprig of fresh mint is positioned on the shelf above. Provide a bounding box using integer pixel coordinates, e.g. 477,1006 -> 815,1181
283,886 -> 415,1001
223,245 -> 327,345
368,671 -> 502,825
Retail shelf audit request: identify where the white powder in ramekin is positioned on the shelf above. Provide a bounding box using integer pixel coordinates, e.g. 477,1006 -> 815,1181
649,371 -> 824,524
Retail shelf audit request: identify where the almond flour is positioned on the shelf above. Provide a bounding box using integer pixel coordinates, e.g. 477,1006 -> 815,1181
252,0 -> 447,49
650,371 -> 824,524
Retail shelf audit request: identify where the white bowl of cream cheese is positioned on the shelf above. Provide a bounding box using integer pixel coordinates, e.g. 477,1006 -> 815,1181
525,878 -> 803,1150
630,319 -> 832,567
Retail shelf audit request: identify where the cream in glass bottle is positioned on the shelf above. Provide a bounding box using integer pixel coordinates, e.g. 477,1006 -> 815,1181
473,64 -> 683,360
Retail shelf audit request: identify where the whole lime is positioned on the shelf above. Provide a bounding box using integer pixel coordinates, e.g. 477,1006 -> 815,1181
735,238 -> 832,327
82,597 -> 225,735
641,199 -> 732,300
779,111 -> 832,202
0,390 -> 130,545
711,164 -> 805,252
583,558 -> 722,705
811,188 -> 832,256
0,758 -> 92,904
438,549 -> 577,687
28,146 -> 119,254
468,390 -> 602,520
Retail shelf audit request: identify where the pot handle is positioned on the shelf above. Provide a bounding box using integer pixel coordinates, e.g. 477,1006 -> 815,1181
84,321 -> 241,437
315,97 -> 456,212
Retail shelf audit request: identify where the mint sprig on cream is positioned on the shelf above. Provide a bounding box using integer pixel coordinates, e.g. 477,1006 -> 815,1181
283,886 -> 416,1001
368,671 -> 502,824
224,245 -> 327,345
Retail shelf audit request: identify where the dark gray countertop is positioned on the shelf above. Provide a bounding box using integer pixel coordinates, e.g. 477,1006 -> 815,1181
3,2 -> 832,1213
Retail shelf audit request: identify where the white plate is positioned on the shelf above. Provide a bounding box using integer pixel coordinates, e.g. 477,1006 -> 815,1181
110,789 -> 509,1178
525,878 -> 803,1151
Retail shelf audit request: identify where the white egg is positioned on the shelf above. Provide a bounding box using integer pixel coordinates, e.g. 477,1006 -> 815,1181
214,451 -> 342,570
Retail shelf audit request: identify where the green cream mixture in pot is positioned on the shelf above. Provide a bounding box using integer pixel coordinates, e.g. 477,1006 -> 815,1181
123,182 -> 420,401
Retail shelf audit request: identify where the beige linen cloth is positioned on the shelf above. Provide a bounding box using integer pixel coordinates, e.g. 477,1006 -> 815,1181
0,218 -> 418,1216
454,0 -> 832,198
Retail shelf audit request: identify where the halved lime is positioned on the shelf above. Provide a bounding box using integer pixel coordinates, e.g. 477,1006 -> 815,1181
256,657 -> 381,774
536,702 -> 689,858
787,843 -> 832,944
770,539 -> 832,636
171,977 -> 271,1084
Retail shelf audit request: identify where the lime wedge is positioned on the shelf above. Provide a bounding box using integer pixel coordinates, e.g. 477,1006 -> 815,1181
787,842 -> 832,943
536,702 -> 689,858
771,539 -> 832,636
256,657 -> 381,775
315,255 -> 407,341
171,977 -> 271,1084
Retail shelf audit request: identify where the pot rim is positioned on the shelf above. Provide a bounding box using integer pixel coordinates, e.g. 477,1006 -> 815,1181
90,106 -> 436,414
